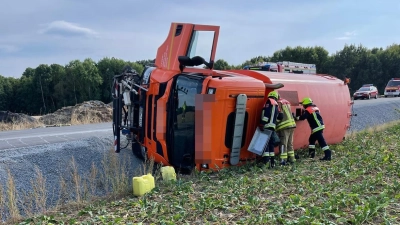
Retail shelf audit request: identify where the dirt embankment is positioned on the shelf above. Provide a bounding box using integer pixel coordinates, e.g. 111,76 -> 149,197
0,100 -> 113,131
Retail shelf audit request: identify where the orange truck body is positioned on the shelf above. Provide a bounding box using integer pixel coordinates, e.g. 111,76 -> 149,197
112,22 -> 352,172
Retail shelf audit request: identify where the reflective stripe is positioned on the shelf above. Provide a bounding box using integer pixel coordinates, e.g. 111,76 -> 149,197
262,152 -> 269,157
269,152 -> 275,156
312,125 -> 325,133
309,145 -> 315,149
280,153 -> 288,159
261,110 -> 269,122
307,106 -> 325,133
276,100 -> 296,131
264,104 -> 276,129
288,151 -> 295,156
322,146 -> 329,150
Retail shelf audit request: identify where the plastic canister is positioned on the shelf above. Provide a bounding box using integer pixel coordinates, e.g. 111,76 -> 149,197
132,173 -> 155,196
161,166 -> 177,181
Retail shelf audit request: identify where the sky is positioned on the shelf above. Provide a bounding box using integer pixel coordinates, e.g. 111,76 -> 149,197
1,0 -> 400,78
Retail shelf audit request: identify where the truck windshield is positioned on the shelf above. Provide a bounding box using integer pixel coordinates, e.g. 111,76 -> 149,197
387,80 -> 400,87
168,74 -> 204,169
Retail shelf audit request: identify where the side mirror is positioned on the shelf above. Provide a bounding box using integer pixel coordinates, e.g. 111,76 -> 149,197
178,55 -> 214,72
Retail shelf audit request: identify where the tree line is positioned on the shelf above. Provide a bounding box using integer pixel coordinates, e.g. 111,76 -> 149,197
1,43 -> 399,115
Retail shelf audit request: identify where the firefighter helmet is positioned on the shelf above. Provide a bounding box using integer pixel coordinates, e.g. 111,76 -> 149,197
268,91 -> 279,99
300,97 -> 313,105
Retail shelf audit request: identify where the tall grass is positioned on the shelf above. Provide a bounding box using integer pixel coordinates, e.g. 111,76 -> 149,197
0,146 -> 156,224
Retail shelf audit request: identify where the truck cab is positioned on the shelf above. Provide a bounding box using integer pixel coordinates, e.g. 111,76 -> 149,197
112,23 -> 281,172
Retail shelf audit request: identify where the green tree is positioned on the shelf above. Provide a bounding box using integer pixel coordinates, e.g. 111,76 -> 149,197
213,59 -> 232,70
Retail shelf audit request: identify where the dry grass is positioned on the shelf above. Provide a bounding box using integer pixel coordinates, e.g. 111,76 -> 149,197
6,169 -> 21,223
0,146 -> 156,225
70,109 -> 109,125
0,108 -> 112,131
0,120 -> 44,131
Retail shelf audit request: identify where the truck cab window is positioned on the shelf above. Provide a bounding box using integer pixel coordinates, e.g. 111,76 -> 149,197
168,75 -> 204,170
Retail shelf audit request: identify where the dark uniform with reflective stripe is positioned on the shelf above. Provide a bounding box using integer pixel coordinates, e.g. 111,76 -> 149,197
298,104 -> 330,159
259,97 -> 283,167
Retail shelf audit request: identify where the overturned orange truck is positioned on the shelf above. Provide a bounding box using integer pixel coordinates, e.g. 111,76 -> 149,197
112,22 -> 353,172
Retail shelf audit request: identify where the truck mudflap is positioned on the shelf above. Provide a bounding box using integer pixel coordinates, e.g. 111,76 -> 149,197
229,94 -> 248,165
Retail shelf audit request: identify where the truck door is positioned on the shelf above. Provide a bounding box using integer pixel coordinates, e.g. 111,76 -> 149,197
167,74 -> 204,172
154,23 -> 220,72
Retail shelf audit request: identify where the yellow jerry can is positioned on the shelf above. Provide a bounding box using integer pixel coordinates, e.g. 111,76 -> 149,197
161,166 -> 177,181
132,173 -> 155,196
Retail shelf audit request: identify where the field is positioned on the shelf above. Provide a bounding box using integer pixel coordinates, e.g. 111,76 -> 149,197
4,122 -> 397,225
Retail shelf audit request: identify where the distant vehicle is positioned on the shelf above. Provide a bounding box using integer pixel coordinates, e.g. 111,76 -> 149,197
353,84 -> 379,100
243,61 -> 317,74
384,78 -> 400,97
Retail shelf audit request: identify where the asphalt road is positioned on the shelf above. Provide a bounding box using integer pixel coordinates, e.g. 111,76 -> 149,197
1,96 -> 400,151
0,122 -> 112,150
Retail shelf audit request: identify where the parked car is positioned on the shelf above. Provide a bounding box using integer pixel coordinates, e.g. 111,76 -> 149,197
384,78 -> 400,97
353,84 -> 379,100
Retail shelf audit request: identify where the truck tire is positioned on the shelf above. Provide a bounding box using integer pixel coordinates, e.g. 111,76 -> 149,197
132,142 -> 146,161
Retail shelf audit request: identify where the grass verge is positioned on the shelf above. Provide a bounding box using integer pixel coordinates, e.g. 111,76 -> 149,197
11,123 -> 400,224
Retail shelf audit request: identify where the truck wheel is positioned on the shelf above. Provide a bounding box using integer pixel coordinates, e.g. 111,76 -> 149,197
132,142 -> 146,161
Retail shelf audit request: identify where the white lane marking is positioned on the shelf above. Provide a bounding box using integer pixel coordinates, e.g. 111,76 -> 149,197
5,140 -> 16,147
40,136 -> 50,144
18,138 -> 29,146
56,135 -> 69,141
0,128 -> 112,141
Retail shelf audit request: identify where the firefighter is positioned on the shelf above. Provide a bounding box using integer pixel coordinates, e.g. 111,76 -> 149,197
276,94 -> 297,165
259,90 -> 283,168
295,97 -> 331,161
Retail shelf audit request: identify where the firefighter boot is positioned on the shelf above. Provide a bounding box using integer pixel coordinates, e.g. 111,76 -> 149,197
320,149 -> 332,161
309,149 -> 315,158
270,157 -> 275,168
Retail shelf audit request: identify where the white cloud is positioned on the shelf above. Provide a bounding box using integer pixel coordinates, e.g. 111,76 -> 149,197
336,30 -> 357,40
38,20 -> 98,38
345,31 -> 357,36
0,45 -> 19,53
336,36 -> 351,40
